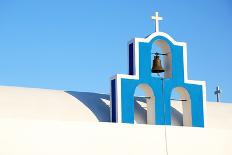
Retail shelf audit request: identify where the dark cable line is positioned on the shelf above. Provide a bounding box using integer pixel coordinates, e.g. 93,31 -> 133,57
161,77 -> 169,155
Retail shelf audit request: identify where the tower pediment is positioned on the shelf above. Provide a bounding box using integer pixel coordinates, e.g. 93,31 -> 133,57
110,13 -> 206,127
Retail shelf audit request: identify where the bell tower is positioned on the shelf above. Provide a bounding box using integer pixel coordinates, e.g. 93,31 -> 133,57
110,12 -> 206,127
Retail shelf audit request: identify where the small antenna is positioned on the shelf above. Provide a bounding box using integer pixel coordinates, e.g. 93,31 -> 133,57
214,86 -> 221,102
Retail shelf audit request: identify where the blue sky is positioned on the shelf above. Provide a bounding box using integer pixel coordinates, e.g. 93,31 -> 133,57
0,0 -> 231,102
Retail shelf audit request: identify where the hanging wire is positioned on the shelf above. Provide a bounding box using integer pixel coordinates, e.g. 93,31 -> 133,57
134,96 -> 188,101
170,99 -> 188,101
161,78 -> 169,155
152,51 -> 170,56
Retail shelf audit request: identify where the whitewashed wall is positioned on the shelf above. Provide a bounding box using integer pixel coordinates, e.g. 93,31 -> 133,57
0,120 -> 231,155
0,86 -> 231,155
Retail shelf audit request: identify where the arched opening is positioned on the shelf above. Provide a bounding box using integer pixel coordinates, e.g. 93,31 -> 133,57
151,40 -> 172,78
134,84 -> 155,125
170,87 -> 192,126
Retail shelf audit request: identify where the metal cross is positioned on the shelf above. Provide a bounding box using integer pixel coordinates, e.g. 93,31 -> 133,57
151,12 -> 163,32
214,86 -> 221,102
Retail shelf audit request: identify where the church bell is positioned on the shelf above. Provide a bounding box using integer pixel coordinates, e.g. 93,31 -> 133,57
151,55 -> 165,73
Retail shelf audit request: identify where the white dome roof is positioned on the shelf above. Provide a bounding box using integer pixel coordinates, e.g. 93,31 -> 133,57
0,86 -> 232,129
0,86 -> 104,122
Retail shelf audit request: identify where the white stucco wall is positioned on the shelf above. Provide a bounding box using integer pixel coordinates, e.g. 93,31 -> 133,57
0,86 -> 231,155
0,120 -> 231,155
166,126 -> 232,155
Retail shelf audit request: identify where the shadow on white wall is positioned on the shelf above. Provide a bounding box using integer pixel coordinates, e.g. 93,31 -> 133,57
65,91 -> 111,122
66,91 -> 183,124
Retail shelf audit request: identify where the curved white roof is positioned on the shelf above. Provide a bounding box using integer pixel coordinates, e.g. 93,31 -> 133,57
0,86 -> 231,129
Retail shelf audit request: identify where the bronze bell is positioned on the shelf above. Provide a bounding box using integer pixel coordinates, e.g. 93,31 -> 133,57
151,55 -> 165,73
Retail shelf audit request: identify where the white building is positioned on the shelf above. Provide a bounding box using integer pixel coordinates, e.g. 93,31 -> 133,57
0,12 -> 231,155
0,86 -> 231,155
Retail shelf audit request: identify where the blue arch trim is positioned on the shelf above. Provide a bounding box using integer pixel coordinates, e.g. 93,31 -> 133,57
110,33 -> 205,127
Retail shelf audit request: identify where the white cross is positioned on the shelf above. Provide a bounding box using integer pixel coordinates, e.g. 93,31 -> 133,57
151,12 -> 163,32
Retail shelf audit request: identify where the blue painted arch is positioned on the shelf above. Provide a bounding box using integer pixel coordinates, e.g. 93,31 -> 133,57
111,32 -> 206,127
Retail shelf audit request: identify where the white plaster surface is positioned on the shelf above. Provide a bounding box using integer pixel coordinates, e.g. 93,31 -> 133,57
0,120 -> 167,155
0,86 -> 99,122
206,101 -> 232,129
0,86 -> 231,155
166,126 -> 232,155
